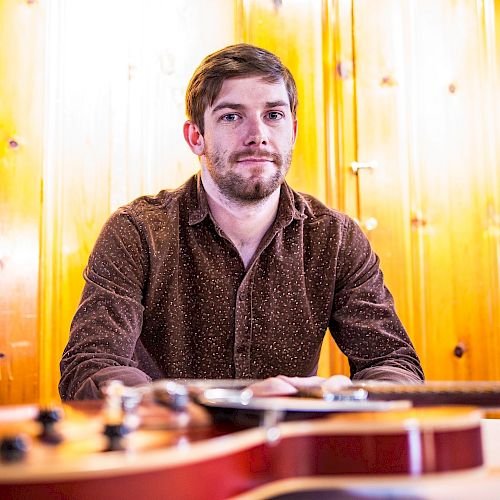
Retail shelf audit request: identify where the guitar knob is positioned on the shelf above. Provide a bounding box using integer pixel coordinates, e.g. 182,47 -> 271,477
454,342 -> 467,358
37,408 -> 63,444
103,423 -> 129,452
153,382 -> 189,412
0,435 -> 28,462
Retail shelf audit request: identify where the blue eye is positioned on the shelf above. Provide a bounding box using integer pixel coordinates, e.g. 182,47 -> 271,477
221,113 -> 239,122
267,111 -> 283,120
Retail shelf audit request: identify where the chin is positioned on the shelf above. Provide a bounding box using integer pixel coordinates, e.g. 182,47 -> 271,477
238,180 -> 282,202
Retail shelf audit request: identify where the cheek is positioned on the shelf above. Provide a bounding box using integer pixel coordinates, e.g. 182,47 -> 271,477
213,135 -> 241,156
274,125 -> 295,144
205,130 -> 227,150
279,131 -> 295,149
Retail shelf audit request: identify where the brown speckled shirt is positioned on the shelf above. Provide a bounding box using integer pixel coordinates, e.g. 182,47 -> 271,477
59,173 -> 423,400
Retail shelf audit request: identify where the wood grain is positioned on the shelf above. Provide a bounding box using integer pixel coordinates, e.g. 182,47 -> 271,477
352,0 -> 500,380
0,0 -> 46,404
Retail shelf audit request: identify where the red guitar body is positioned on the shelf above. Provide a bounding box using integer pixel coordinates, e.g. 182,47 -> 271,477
0,404 -> 484,500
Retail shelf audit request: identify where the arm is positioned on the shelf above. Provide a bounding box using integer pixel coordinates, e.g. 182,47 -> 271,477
329,217 -> 424,383
59,209 -> 151,400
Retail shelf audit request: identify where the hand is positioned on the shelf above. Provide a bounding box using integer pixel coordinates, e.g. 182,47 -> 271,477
322,374 -> 353,392
247,374 -> 352,397
276,375 -> 326,390
246,377 -> 299,397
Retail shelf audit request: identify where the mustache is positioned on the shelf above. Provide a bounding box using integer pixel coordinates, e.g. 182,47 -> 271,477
229,150 -> 283,166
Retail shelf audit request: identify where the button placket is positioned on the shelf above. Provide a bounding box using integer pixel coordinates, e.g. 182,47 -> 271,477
234,277 -> 253,378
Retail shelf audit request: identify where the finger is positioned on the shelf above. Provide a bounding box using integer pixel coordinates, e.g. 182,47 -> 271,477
322,375 -> 353,392
247,377 -> 298,397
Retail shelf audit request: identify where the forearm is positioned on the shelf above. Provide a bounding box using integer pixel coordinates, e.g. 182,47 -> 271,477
352,364 -> 423,384
59,210 -> 152,400
330,218 -> 424,383
61,365 -> 151,400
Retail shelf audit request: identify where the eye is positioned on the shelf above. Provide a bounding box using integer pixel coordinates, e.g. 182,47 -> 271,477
266,111 -> 284,121
220,113 -> 240,122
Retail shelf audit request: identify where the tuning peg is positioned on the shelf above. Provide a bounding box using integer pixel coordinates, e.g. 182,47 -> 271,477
36,408 -> 63,444
0,435 -> 28,462
153,381 -> 189,412
103,423 -> 129,452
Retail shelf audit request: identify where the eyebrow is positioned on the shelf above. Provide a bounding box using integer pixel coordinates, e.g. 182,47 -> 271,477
211,100 -> 289,114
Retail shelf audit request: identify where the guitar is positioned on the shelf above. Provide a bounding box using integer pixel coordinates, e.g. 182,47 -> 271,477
0,392 -> 486,500
331,381 -> 500,408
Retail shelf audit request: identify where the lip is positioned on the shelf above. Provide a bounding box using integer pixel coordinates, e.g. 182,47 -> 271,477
236,157 -> 274,163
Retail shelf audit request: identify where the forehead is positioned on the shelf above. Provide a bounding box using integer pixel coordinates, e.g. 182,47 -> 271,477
209,76 -> 290,110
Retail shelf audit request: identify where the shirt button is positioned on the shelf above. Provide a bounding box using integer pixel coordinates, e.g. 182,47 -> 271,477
238,291 -> 247,301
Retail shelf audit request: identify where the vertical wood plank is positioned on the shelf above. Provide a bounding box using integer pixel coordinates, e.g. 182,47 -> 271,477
0,0 -> 45,404
352,0 -> 417,353
322,0 -> 355,376
485,0 -> 500,378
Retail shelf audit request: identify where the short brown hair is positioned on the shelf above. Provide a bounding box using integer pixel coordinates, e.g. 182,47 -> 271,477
185,43 -> 298,135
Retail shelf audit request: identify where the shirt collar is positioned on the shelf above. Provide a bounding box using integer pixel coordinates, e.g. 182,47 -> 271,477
188,171 -> 307,227
278,179 -> 308,226
188,172 -> 211,225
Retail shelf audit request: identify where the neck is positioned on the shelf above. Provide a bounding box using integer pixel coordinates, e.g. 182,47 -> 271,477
200,169 -> 281,268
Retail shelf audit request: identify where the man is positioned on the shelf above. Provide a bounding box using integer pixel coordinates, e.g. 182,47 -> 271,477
59,44 -> 423,400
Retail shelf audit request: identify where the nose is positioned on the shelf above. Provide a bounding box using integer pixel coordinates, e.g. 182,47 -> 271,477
244,117 -> 269,147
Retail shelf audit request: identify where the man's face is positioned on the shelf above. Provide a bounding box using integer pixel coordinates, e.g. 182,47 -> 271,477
200,76 -> 297,203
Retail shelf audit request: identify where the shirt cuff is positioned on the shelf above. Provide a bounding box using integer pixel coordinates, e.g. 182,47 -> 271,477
353,365 -> 423,384
73,366 -> 152,400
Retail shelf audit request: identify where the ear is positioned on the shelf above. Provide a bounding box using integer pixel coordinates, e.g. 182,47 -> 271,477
183,120 -> 205,156
292,118 -> 298,146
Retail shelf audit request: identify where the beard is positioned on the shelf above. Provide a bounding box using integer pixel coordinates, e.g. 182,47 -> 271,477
204,147 -> 293,203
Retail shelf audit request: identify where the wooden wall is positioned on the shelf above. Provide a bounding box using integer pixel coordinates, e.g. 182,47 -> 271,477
0,0 -> 45,403
1,0 -> 237,404
1,0 -> 499,403
239,0 -> 500,380
348,0 -> 500,379
37,0 -> 238,405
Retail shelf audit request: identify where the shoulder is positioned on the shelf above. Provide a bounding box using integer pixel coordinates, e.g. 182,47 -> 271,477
289,186 -> 355,231
111,175 -> 197,229
127,175 -> 195,216
287,186 -> 370,259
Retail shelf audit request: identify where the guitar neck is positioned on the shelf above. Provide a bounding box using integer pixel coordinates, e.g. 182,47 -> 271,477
345,381 -> 500,407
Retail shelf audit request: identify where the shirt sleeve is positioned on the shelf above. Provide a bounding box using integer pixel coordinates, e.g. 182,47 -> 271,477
329,217 -> 424,383
59,209 -> 152,400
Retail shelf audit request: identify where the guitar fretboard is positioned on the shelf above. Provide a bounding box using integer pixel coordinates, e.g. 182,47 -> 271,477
356,381 -> 500,407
